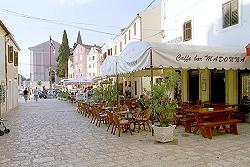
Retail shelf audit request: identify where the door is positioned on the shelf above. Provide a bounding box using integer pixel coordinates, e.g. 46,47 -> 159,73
188,70 -> 199,103
211,70 -> 225,103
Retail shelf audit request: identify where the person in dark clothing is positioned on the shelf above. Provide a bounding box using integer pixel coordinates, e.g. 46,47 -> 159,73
23,88 -> 29,103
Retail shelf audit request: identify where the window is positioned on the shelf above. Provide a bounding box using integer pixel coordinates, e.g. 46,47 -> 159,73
88,64 -> 91,68
120,42 -> 122,52
223,0 -> 238,28
125,34 -> 127,44
92,56 -> 95,60
93,64 -> 95,68
93,73 -> 95,76
129,30 -> 131,40
134,23 -> 136,35
14,51 -> 18,66
108,48 -> 112,55
8,45 -> 13,63
89,57 -> 91,61
115,46 -> 117,55
183,20 -> 192,41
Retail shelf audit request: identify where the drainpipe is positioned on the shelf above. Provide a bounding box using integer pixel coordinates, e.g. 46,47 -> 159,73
139,14 -> 142,42
150,49 -> 154,136
5,34 -> 9,113
138,14 -> 144,96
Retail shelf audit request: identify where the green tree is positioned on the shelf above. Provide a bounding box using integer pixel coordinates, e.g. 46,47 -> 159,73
37,80 -> 42,86
56,30 -> 70,78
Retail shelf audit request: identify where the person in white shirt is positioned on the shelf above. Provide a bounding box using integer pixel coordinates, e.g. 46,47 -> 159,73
33,87 -> 39,101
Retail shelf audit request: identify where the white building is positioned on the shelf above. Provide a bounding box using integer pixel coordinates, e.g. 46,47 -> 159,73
161,0 -> 250,104
87,46 -> 102,78
101,6 -> 161,98
0,20 -> 20,114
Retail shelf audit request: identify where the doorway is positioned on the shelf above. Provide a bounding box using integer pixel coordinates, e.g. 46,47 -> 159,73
211,69 -> 225,103
188,70 -> 199,103
238,70 -> 250,113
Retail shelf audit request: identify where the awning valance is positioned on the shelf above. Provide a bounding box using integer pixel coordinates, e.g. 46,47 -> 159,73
101,41 -> 250,77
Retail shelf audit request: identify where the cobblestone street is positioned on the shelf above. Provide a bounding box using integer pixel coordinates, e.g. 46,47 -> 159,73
0,99 -> 250,167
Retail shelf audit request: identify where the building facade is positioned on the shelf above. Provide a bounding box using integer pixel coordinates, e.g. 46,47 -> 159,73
101,6 -> 161,98
87,46 -> 102,78
161,0 -> 250,104
0,20 -> 20,114
68,32 -> 101,79
29,40 -> 60,83
68,43 -> 93,79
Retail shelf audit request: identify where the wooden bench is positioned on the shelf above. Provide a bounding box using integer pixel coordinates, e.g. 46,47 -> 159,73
200,119 -> 241,139
184,118 -> 196,133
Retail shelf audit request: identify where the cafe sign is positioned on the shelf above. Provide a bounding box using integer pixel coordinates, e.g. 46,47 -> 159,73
176,54 -> 246,63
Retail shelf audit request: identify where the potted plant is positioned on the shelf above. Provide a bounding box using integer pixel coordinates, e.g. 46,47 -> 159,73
150,69 -> 180,143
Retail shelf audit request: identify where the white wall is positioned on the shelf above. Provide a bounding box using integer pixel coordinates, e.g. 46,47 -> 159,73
87,48 -> 101,78
162,0 -> 250,47
6,35 -> 19,111
141,6 -> 162,42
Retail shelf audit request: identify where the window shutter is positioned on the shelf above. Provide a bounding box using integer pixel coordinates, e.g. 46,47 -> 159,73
223,2 -> 231,28
8,46 -> 14,63
14,51 -> 18,66
183,23 -> 186,41
231,0 -> 238,26
186,21 -> 192,40
134,23 -> 136,35
183,21 -> 192,41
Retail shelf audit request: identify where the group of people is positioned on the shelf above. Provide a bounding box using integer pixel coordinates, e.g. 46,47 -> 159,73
23,87 -> 39,103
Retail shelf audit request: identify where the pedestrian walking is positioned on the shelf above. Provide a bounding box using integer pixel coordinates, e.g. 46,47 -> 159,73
33,87 -> 39,101
27,87 -> 31,100
23,88 -> 29,103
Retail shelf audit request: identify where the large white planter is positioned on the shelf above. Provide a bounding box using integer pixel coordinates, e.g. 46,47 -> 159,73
152,125 -> 176,143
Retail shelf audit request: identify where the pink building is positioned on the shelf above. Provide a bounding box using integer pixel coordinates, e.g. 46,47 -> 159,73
68,31 -> 97,79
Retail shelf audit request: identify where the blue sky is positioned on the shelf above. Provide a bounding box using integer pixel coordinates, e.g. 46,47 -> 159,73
0,0 -> 160,78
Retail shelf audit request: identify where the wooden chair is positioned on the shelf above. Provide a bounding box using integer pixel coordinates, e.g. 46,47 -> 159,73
106,111 -> 115,134
133,108 -> 152,132
112,114 -> 132,137
94,108 -> 107,127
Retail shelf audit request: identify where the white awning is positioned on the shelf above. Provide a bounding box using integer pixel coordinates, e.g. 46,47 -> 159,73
101,41 -> 250,77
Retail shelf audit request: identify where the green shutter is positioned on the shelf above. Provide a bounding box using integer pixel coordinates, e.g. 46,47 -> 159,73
14,51 -> 18,66
223,2 -> 231,28
231,0 -> 238,26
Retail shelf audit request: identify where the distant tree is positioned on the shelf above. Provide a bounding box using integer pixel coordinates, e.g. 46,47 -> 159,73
56,30 -> 70,78
37,80 -> 42,86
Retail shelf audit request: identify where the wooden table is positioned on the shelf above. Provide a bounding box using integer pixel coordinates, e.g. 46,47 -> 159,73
186,107 -> 234,134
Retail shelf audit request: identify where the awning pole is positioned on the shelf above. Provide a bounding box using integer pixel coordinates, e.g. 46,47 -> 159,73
150,49 -> 154,136
116,59 -> 119,107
